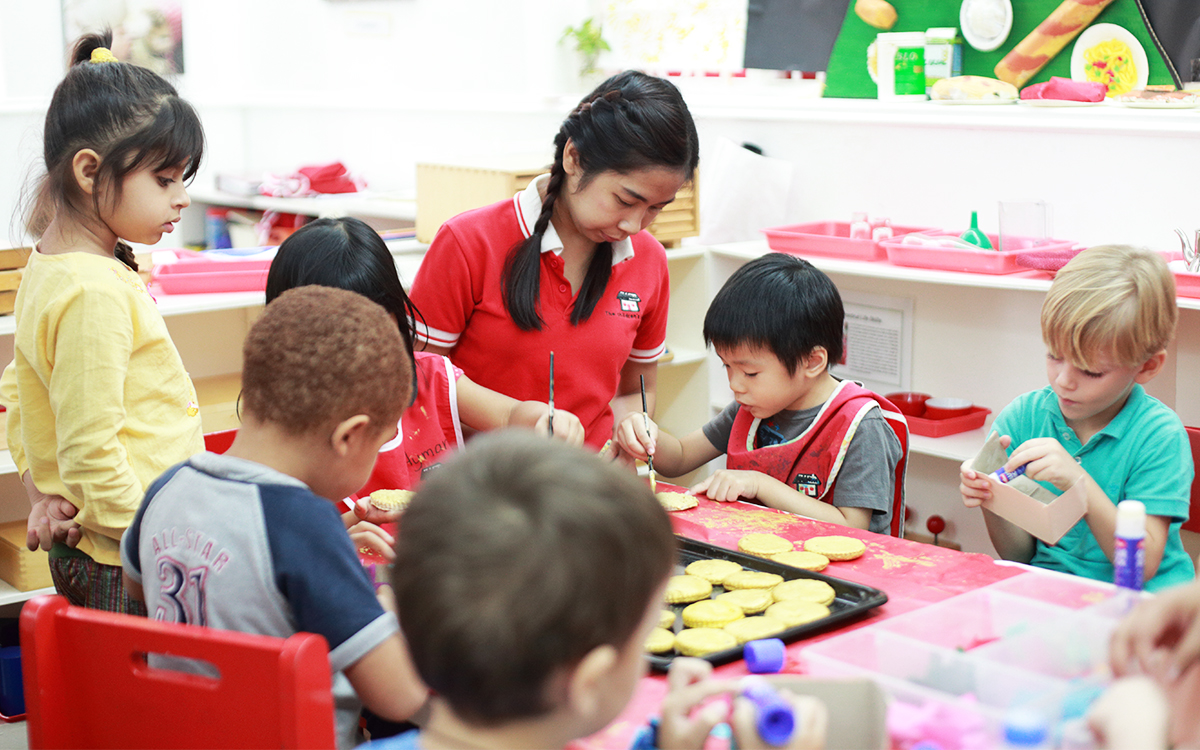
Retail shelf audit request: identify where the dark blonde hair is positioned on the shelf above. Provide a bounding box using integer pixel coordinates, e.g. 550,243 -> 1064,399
1042,244 -> 1177,371
241,286 -> 410,436
26,31 -> 204,270
393,431 -> 676,725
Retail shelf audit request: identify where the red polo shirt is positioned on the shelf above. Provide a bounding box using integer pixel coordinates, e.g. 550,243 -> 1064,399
410,177 -> 669,448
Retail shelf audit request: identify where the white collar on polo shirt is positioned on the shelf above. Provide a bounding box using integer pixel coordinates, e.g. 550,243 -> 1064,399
516,174 -> 635,266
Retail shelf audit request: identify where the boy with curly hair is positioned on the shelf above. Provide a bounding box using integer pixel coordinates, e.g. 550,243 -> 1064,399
121,286 -> 427,747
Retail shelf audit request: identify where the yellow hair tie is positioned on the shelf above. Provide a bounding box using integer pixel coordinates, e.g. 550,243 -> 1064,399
90,47 -> 119,64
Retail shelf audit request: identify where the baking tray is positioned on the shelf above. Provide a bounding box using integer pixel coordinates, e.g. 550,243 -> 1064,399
906,406 -> 991,437
648,536 -> 888,671
763,221 -> 933,262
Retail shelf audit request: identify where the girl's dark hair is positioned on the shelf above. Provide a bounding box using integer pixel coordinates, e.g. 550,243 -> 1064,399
704,253 -> 845,374
393,431 -> 675,724
28,31 -> 204,271
503,70 -> 699,330
265,217 -> 422,400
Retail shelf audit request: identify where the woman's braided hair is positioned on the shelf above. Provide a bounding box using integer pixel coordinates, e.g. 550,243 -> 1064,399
502,71 -> 698,330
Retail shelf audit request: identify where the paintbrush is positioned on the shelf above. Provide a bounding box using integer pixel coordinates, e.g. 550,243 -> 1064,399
640,374 -> 655,493
548,351 -> 555,439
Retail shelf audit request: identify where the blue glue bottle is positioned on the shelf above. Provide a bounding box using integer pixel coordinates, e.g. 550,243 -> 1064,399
1114,500 -> 1146,591
992,464 -> 1027,484
740,677 -> 795,746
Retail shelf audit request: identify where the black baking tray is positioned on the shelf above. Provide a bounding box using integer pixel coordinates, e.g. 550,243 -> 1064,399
648,536 -> 888,671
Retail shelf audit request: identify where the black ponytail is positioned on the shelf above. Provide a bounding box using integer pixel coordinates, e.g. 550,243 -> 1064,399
501,71 -> 698,331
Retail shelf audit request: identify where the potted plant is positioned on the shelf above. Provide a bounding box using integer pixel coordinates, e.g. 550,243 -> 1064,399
561,17 -> 611,79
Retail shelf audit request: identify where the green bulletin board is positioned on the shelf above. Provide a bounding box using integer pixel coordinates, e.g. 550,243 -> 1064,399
823,0 -> 1177,98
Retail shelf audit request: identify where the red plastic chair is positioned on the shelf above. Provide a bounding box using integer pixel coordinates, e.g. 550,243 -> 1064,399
21,595 -> 336,749
203,428 -> 237,455
1184,427 -> 1200,534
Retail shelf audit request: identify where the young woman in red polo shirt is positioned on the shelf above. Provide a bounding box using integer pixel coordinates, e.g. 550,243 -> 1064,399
410,71 -> 700,450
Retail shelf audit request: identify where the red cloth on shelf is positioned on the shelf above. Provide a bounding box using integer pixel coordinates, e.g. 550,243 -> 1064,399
1020,77 -> 1107,102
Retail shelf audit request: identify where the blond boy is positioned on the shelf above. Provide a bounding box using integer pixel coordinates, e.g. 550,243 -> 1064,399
961,245 -> 1194,591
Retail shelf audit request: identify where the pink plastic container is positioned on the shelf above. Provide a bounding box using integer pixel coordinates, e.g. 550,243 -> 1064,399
1175,270 -> 1200,299
881,232 -> 1078,274
763,222 -> 933,262
150,251 -> 273,294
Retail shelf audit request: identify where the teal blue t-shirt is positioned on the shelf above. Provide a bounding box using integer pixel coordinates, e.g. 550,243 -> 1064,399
993,385 -> 1195,592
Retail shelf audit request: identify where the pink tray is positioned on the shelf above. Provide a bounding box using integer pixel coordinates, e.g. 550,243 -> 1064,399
763,222 -> 933,262
150,255 -> 272,295
882,232 -> 1077,275
1176,270 -> 1200,299
906,406 -> 991,437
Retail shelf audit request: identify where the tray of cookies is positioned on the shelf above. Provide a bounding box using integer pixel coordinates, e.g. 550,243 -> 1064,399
646,536 -> 888,671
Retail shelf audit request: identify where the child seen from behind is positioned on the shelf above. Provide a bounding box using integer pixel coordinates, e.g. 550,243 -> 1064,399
376,431 -> 826,749
616,253 -> 906,534
960,244 -> 1194,591
0,32 -> 206,612
121,286 -> 427,748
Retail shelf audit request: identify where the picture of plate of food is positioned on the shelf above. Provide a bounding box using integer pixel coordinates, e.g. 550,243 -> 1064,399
1070,23 -> 1148,98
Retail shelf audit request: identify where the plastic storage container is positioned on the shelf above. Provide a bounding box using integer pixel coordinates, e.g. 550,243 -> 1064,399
881,232 -> 1078,274
905,406 -> 991,437
763,222 -> 933,262
149,249 -> 274,295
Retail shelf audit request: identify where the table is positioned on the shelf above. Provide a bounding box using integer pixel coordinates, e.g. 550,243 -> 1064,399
573,489 -> 1106,750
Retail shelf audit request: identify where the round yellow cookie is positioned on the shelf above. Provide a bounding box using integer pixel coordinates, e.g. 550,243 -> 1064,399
802,535 -> 866,561
664,575 -> 713,604
724,615 -> 787,645
644,627 -> 676,654
368,489 -> 414,511
658,609 -> 677,630
771,550 -> 829,572
766,600 -> 830,627
674,627 -> 738,657
737,533 -> 794,558
772,578 -> 837,605
722,570 -> 784,591
716,588 -> 773,615
656,490 -> 699,512
681,599 -> 745,629
684,558 -> 743,585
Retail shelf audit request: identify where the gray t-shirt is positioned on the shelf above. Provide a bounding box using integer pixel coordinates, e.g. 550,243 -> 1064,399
702,401 -> 900,534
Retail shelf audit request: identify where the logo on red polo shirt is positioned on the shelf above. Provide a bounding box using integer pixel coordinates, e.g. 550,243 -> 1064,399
617,291 -> 641,312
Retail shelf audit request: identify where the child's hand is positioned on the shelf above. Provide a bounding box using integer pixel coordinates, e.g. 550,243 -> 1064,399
730,690 -> 828,750
352,496 -> 402,525
1111,580 -> 1200,681
960,435 -> 1011,508
1008,437 -> 1085,493
536,407 -> 585,447
657,658 -> 738,750
615,411 -> 658,463
342,507 -> 396,562
692,470 -> 760,503
26,496 -> 81,552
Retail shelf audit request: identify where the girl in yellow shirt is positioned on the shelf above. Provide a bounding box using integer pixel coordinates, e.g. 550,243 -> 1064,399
0,31 -> 206,613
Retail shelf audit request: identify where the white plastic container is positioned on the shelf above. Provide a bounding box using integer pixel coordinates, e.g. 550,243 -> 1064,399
876,32 -> 927,101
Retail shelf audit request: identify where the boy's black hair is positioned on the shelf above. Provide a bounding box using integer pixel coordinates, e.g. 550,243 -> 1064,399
502,70 -> 699,330
392,431 -> 676,725
703,252 -> 844,375
27,30 -> 204,271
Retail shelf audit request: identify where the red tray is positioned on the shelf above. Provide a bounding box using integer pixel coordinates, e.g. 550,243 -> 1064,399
906,406 -> 991,437
1176,270 -> 1200,299
763,222 -> 933,262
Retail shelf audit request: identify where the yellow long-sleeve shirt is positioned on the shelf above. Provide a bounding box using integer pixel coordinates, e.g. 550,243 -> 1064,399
0,249 -> 203,566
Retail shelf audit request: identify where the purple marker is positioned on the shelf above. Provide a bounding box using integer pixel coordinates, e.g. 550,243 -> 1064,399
992,464 -> 1027,484
740,677 -> 795,746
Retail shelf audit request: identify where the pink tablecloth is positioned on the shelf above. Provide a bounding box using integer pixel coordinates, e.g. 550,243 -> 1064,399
574,489 -> 1022,750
